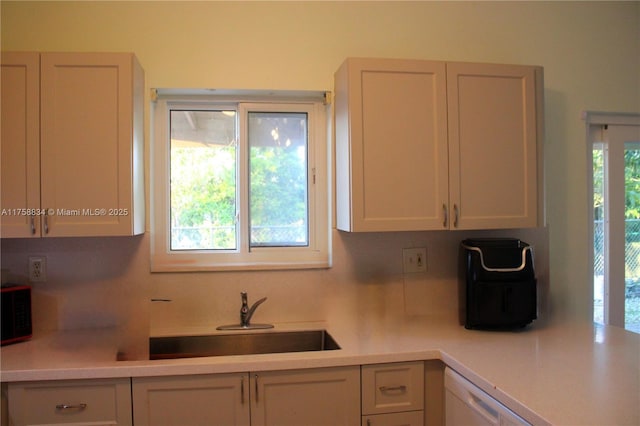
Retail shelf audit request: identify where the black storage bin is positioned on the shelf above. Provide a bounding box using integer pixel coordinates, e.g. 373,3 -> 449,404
461,238 -> 537,329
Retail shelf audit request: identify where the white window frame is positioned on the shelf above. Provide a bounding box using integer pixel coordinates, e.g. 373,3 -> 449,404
151,90 -> 330,272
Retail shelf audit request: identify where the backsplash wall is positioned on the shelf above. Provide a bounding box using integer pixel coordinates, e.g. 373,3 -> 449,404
0,227 -> 549,338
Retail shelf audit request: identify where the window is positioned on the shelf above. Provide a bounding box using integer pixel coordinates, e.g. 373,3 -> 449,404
151,91 -> 329,271
587,112 -> 640,333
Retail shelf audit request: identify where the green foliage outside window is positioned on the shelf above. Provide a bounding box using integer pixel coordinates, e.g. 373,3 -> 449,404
171,144 -> 237,250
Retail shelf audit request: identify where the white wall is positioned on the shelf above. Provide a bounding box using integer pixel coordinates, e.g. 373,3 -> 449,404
1,1 -> 638,351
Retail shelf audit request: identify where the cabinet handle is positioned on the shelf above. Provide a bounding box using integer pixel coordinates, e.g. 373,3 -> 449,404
443,204 -> 448,228
30,216 -> 36,235
44,210 -> 50,234
254,374 -> 259,403
56,403 -> 87,411
453,204 -> 459,228
379,385 -> 407,394
367,419 -> 372,426
240,375 -> 245,404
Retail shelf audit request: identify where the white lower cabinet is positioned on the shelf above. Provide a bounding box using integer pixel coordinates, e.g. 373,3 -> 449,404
361,361 -> 425,426
6,363 -> 435,426
7,378 -> 132,426
251,366 -> 360,426
132,366 -> 360,426
132,373 -> 250,426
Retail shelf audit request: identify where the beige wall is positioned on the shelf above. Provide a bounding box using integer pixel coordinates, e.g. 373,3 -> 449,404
1,1 -> 639,345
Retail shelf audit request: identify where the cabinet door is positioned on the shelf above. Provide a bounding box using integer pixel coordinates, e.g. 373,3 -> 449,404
447,62 -> 541,229
40,52 -> 144,236
251,366 -> 360,426
1,52 -> 41,238
7,378 -> 132,426
132,374 -> 250,426
335,58 -> 449,232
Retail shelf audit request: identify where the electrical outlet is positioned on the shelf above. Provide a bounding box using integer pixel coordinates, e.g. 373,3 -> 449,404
29,256 -> 46,282
403,247 -> 427,273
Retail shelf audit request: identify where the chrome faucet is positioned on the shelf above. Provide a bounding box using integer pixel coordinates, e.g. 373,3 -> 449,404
217,291 -> 274,330
240,291 -> 267,328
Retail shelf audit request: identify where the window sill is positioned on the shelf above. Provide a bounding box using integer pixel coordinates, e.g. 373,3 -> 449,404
150,248 -> 331,272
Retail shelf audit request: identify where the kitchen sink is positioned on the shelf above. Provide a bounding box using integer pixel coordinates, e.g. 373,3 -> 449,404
149,329 -> 340,360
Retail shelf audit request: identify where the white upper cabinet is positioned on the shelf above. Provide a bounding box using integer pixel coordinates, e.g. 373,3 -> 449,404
1,52 -> 41,237
1,52 -> 145,237
334,57 -> 543,232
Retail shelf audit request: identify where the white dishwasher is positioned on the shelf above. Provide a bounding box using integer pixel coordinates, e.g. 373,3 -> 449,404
445,367 -> 530,426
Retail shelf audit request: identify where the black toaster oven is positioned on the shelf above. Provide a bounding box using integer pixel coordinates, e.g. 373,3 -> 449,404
1,284 -> 32,345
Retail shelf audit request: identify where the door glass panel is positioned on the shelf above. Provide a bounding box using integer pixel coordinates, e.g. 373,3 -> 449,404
624,142 -> 640,332
593,144 -> 605,325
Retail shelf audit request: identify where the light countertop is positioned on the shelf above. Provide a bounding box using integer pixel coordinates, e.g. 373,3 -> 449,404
1,316 -> 638,426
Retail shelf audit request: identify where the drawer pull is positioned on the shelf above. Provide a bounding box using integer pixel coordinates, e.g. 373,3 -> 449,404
56,403 -> 87,411
379,385 -> 407,394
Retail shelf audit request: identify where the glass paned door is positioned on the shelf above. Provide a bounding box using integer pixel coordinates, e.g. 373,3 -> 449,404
593,124 -> 640,333
624,141 -> 640,332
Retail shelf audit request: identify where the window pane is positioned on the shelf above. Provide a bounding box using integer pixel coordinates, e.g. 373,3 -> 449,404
170,110 -> 237,250
248,112 -> 308,247
593,144 -> 605,325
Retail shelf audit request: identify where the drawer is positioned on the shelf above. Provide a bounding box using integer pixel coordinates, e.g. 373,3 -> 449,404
362,361 -> 424,415
362,410 -> 424,426
7,378 -> 132,426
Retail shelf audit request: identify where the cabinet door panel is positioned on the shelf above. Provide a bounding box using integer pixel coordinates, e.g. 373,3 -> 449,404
336,58 -> 448,231
1,52 -> 41,237
132,374 -> 250,426
251,366 -> 360,426
447,62 -> 539,229
40,52 -> 141,236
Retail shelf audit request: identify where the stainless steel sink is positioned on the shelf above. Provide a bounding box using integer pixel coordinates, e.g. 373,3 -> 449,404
149,329 -> 340,360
